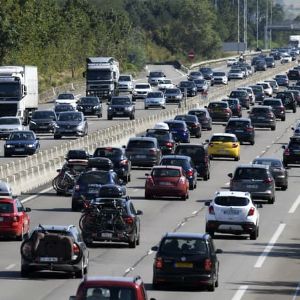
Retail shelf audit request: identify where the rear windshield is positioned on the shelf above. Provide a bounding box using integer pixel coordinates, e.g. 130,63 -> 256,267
289,141 -> 300,149
188,110 -> 206,118
165,88 -> 180,94
146,130 -> 170,142
263,100 -> 281,106
58,113 -> 82,121
175,115 -> 196,122
160,158 -> 189,169
175,146 -> 205,161
227,120 -> 249,128
147,92 -> 163,98
179,81 -> 193,87
230,91 -> 246,97
214,196 -> 249,206
213,72 -> 225,76
167,122 -> 185,130
160,238 -> 208,255
127,140 -> 155,148
78,173 -> 109,185
83,287 -> 135,300
55,105 -> 74,112
251,107 -> 270,114
253,159 -> 282,167
211,135 -> 236,142
93,148 -> 122,158
135,84 -> 150,89
208,102 -> 227,108
0,202 -> 13,213
233,168 -> 267,180
250,86 -> 263,93
152,168 -> 180,177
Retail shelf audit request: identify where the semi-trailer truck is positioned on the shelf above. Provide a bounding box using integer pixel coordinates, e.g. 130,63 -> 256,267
289,35 -> 300,48
0,66 -> 38,125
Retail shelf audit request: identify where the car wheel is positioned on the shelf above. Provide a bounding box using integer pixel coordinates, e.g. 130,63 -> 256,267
4,150 -> 10,157
130,114 -> 135,120
75,261 -> 84,278
189,183 -> 194,191
205,226 -> 214,238
145,193 -> 153,199
20,266 -> 31,278
128,235 -> 137,248
281,117 -> 286,121
281,185 -> 288,191
181,193 -> 188,201
271,126 -> 276,131
293,108 -> 297,113
107,116 -> 112,120
196,132 -> 201,138
145,107 -> 148,110
250,227 -> 258,240
234,155 -> 240,161
208,283 -> 215,292
268,196 -> 275,204
136,235 -> 140,246
54,135 -> 61,139
250,140 -> 255,145
209,155 -> 214,160
71,201 -> 80,212
152,280 -> 161,290
203,172 -> 210,181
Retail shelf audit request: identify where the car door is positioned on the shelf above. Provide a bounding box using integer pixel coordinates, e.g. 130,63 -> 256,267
17,200 -> 29,233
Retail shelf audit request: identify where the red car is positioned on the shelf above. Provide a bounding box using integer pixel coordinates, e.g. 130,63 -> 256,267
0,198 -> 31,240
69,276 -> 156,300
145,165 -> 189,200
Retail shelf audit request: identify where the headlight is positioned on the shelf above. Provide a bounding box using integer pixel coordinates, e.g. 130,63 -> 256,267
132,90 -> 137,95
76,124 -> 84,130
93,105 -> 99,109
125,107 -> 132,111
30,121 -> 36,125
26,144 -> 35,148
77,106 -> 82,109
5,144 -> 13,148
108,107 -> 112,110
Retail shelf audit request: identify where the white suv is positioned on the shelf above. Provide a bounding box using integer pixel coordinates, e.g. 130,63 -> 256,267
205,190 -> 260,240
132,83 -> 152,101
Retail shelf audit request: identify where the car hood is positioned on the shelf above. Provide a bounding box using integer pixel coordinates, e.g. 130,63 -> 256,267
109,104 -> 132,108
31,118 -> 55,123
6,139 -> 37,145
0,125 -> 22,130
57,121 -> 82,126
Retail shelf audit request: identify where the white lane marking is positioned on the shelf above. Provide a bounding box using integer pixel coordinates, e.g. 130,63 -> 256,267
292,283 -> 300,300
147,249 -> 154,255
231,285 -> 248,300
133,189 -> 139,193
180,222 -> 186,226
254,223 -> 286,268
192,210 -> 198,215
21,186 -> 53,204
5,264 -> 15,270
289,195 -> 300,214
225,182 -> 230,186
175,69 -> 186,76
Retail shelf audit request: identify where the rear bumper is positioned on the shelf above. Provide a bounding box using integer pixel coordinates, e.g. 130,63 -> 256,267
206,220 -> 257,234
146,186 -> 186,197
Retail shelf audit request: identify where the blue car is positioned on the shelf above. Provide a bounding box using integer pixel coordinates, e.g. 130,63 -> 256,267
71,170 -> 126,211
164,120 -> 190,143
4,130 -> 40,157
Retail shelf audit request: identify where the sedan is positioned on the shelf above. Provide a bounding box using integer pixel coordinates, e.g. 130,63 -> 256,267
0,197 -> 31,240
188,108 -> 212,130
274,74 -> 289,86
187,71 -> 203,81
145,165 -> 189,200
54,111 -> 88,139
164,88 -> 183,104
144,91 -> 166,109
174,114 -> 202,138
4,130 -> 40,157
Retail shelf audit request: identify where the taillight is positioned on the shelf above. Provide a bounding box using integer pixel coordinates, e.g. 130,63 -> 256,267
280,106 -> 285,111
267,113 -> 273,117
75,185 -> 80,191
284,148 -> 290,156
246,127 -> 253,132
155,257 -> 163,269
232,143 -> 239,148
120,159 -> 128,166
208,206 -> 215,215
204,258 -> 212,271
149,148 -> 156,155
147,176 -> 154,186
191,124 -> 197,128
264,178 -> 273,184
165,142 -> 173,147
124,216 -> 134,224
248,207 -> 255,216
209,143 -> 214,147
73,243 -> 80,257
186,169 -> 193,177
11,216 -> 19,222
225,108 -> 231,113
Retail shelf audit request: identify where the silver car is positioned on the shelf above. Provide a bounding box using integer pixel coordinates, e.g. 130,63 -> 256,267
144,91 -> 166,109
0,117 -> 23,139
228,164 -> 276,204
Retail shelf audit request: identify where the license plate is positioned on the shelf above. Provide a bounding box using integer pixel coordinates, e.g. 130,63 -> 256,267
175,262 -> 193,268
40,257 -> 58,262
136,155 -> 146,158
224,210 -> 240,215
102,232 -> 112,238
235,130 -> 243,133
159,182 -> 172,186
0,217 -> 3,222
63,129 -> 74,132
258,117 -> 265,120
15,148 -> 25,152
218,150 -> 228,154
39,126 -> 47,129
246,184 -> 258,189
88,188 -> 98,194
116,112 -> 124,115
85,108 -> 92,112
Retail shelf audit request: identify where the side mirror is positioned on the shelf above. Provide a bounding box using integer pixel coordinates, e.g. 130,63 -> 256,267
82,72 -> 86,78
204,106 -> 208,108
122,145 -> 126,149
145,173 -> 149,177
228,173 -> 233,178
282,145 -> 286,149
151,246 -> 158,251
136,209 -> 143,215
119,179 -> 124,186
84,117 -> 87,121
36,137 -> 40,140
215,249 -> 223,254
56,169 -> 61,172
205,139 -> 209,143
25,207 -> 31,212
204,201 -> 211,206
291,127 -> 295,130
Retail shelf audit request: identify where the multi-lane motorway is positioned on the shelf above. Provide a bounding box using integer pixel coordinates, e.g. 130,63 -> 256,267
0,62 -> 300,300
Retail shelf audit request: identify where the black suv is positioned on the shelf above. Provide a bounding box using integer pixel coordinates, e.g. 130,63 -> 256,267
199,67 -> 214,81
287,69 -> 300,81
125,137 -> 161,167
29,110 -> 57,133
145,129 -> 176,155
93,147 -> 131,183
76,96 -> 102,118
107,96 -> 135,120
275,91 -> 297,113
225,118 -> 255,145
151,232 -> 222,291
80,197 -> 142,248
262,98 -> 286,121
174,144 -> 210,180
249,106 -> 276,130
178,80 -> 197,97
174,114 -> 202,138
283,136 -> 300,167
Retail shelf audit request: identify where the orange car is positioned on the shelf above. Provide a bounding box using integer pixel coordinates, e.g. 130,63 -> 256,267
145,165 -> 189,200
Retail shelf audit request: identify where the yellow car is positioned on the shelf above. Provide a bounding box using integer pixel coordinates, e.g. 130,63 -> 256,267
206,133 -> 240,161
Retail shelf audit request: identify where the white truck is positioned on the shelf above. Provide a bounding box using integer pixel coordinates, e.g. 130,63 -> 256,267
0,66 -> 38,125
84,57 -> 119,100
289,35 -> 300,48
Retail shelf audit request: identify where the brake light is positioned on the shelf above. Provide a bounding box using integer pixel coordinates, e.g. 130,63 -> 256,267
232,143 -> 239,148
225,108 -> 231,113
264,178 -> 273,184
11,216 -> 19,222
165,142 -> 173,147
155,257 -> 163,269
208,206 -> 215,215
73,243 -> 80,256
280,106 -> 285,111
147,176 -> 154,186
186,169 -> 193,177
247,207 -> 255,216
124,216 -> 134,224
149,149 -> 156,155
191,124 -> 197,128
204,258 -> 212,271
246,127 -> 254,132
75,185 -> 80,191
120,159 -> 128,166
178,177 -> 185,184
267,113 -> 273,117
284,148 -> 290,156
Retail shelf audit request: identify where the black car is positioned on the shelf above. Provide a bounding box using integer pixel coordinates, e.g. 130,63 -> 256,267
174,114 -> 202,138
54,104 -> 75,118
282,136 -> 300,167
222,98 -> 242,117
93,147 -> 132,183
188,108 -> 212,130
164,88 -> 183,103
71,170 -> 125,211
174,144 -> 210,180
225,117 -> 255,145
254,59 -> 267,71
265,56 -> 275,68
20,224 -> 89,278
199,67 -> 214,81
229,90 -> 250,109
80,196 -> 142,248
262,98 -> 286,121
145,128 -> 176,155
249,85 -> 265,103
178,81 -> 197,97
125,137 -> 161,167
287,69 -> 300,81
54,111 -> 88,139
249,106 -> 276,130
107,96 -> 135,120
275,91 -> 297,113
160,155 -> 197,190
29,110 -> 57,133
77,96 -> 102,117
287,89 -> 300,106
206,101 -> 232,122
151,232 -> 222,291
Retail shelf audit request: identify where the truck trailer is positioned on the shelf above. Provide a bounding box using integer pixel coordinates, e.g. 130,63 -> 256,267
289,35 -> 300,48
0,66 -> 38,125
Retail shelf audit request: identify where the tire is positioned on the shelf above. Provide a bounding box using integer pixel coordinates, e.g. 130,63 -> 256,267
208,283 -> 215,292
196,132 -> 201,138
136,235 -> 140,246
71,201 -> 80,212
271,126 -> 276,131
203,172 -> 210,181
283,161 -> 288,168
4,151 -> 10,157
293,107 -> 297,113
130,114 -> 135,120
234,156 -> 240,161
145,193 -> 152,199
206,226 -> 214,238
145,107 -> 148,110
250,140 -> 255,145
281,117 -> 286,121
20,266 -> 30,278
181,193 -> 187,201
281,185 -> 288,191
128,235 -> 137,248
209,155 -> 213,160
250,227 -> 258,240
98,114 -> 102,118
127,174 -> 131,183
75,261 -> 84,278
54,135 -> 61,139
107,116 -> 112,120
268,196 -> 275,204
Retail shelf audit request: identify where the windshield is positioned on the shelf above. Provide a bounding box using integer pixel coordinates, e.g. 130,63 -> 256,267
147,92 -> 163,98
160,238 -> 208,255
0,118 -> 20,125
188,110 -> 206,118
58,113 -> 82,121
119,76 -> 131,81
32,111 -> 55,119
233,168 -> 268,180
57,94 -> 74,100
111,97 -> 131,105
135,84 -> 150,89
167,122 -> 185,130
211,135 -> 236,142
160,158 -> 189,169
10,132 -> 34,140
215,196 -> 249,206
149,72 -> 164,77
79,97 -> 99,104
165,88 -> 180,94
86,70 -> 111,80
208,102 -> 227,108
83,287 -> 135,300
263,100 -> 281,106
179,81 -> 193,87
227,120 -> 249,128
55,105 -> 74,112
0,82 -> 21,98
213,72 -> 225,76
175,115 -> 196,122
250,86 -> 263,93
93,148 -> 122,158
127,140 -> 155,148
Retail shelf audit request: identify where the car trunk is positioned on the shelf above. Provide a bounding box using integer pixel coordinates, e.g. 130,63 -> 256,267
214,205 -> 248,222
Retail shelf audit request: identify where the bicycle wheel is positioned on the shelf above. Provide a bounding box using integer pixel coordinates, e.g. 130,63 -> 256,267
79,214 -> 97,232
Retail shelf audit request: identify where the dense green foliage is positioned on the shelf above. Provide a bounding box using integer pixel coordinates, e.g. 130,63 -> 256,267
0,0 -> 288,90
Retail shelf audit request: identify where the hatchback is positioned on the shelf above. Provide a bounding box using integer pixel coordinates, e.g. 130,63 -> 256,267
144,91 -> 166,109
188,108 -> 212,130
174,114 -> 202,138
229,164 -> 276,204
256,82 -> 273,97
262,98 -> 286,121
145,166 -> 189,200
249,85 -> 265,103
76,96 -> 102,118
252,157 -> 288,190
160,155 -> 197,190
229,90 -> 250,109
222,98 -> 242,117
287,69 -> 300,80
249,106 -> 276,130
0,197 -> 31,240
282,136 -> 300,167
145,129 -> 176,155
206,101 -> 232,122
164,120 -> 190,143
275,91 -> 297,113
164,88 -> 183,103
151,232 -> 222,291
274,74 -> 289,86
205,191 -> 259,240
28,110 -> 57,133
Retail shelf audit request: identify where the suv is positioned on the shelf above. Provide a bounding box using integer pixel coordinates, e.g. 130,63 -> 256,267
287,69 -> 300,81
147,71 -> 166,85
117,74 -> 133,93
262,98 -> 286,121
275,91 -> 297,113
69,276 -> 155,300
228,164 -> 276,204
178,80 -> 197,97
174,144 -> 210,180
80,197 -> 142,248
249,106 -> 276,131
229,90 -> 250,108
225,118 -> 255,145
206,101 -> 232,122
151,232 -> 222,291
76,96 -> 102,118
125,137 -> 161,167
107,96 -> 135,120
174,114 -> 202,138
20,224 -> 89,278
132,83 -> 152,101
249,85 -> 265,103
282,136 -> 300,167
188,108 -> 212,130
205,191 -> 260,240
222,98 -> 242,117
29,110 -> 57,133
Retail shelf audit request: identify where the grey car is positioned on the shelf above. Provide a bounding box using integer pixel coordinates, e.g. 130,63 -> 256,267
252,157 -> 288,190
229,164 -> 276,204
164,88 -> 183,103
107,96 -> 135,120
0,117 -> 23,139
249,106 -> 276,130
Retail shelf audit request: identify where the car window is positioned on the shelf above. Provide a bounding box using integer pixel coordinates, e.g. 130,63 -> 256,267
175,147 -> 205,162
166,122 -> 185,130
78,173 -> 109,185
0,118 -> 20,125
0,202 -> 13,213
189,110 -> 206,118
152,168 -> 180,177
214,196 -> 249,206
111,98 -> 131,105
147,92 -> 163,98
211,135 -> 236,142
94,148 -> 122,158
160,158 -> 189,169
58,113 -> 82,121
160,238 -> 208,255
79,97 -> 99,104
233,168 -> 267,180
289,141 -> 300,150
251,107 -> 270,114
57,94 -> 74,100
127,140 -> 155,148
175,115 -> 196,122
263,100 -> 281,106
227,120 -> 249,128
83,287 -> 135,300
119,75 -> 131,81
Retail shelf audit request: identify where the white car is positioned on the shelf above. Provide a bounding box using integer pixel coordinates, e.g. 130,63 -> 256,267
55,93 -> 78,109
118,74 -> 133,93
256,82 -> 273,96
132,83 -> 152,101
144,91 -> 166,109
157,79 -> 174,91
212,71 -> 228,85
227,58 -> 238,67
264,80 -> 279,93
205,190 -> 260,240
0,117 -> 24,139
281,54 -> 292,63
